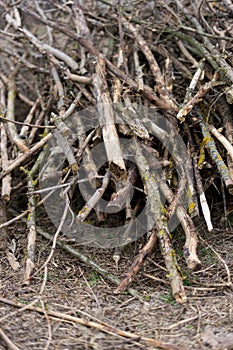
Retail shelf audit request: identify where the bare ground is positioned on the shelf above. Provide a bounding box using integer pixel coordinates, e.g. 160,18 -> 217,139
0,218 -> 233,350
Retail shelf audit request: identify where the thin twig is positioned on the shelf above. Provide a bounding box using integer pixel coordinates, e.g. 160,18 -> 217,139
198,235 -> 232,287
0,327 -> 21,350
0,297 -> 187,350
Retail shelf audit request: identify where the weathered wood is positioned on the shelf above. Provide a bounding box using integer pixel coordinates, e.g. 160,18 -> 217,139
1,0 -> 233,302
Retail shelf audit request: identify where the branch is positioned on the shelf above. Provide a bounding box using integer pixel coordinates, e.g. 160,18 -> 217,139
0,297 -> 186,350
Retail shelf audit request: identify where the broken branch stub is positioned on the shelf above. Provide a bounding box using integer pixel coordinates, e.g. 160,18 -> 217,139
93,55 -> 126,173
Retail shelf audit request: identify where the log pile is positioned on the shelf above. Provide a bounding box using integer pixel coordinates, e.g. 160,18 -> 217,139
1,0 -> 233,303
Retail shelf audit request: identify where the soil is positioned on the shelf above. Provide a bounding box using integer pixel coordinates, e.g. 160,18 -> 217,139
0,218 -> 232,350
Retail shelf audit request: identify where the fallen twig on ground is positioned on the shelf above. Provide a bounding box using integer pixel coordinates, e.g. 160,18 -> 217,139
0,297 -> 188,350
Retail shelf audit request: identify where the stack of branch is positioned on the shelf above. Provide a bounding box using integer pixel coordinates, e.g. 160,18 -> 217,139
0,0 -> 233,302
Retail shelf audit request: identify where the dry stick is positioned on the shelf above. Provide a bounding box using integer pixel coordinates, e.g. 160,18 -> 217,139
24,171 -> 37,283
62,92 -> 83,121
0,297 -> 42,324
111,52 -> 130,263
93,55 -> 126,172
177,72 -> 219,122
196,1 -> 215,36
2,183 -> 70,232
19,97 -> 41,138
133,42 -> 144,92
28,183 -> 72,196
0,207 -> 32,230
159,178 -> 201,270
186,120 -> 211,225
33,195 -> 70,278
135,140 -> 186,303
0,45 -> 49,75
223,101 -> 233,180
0,87 -> 13,249
76,83 -> 96,105
115,227 -> 158,293
76,115 -> 99,187
50,62 -> 65,109
121,17 -> 177,109
152,44 -> 192,80
39,298 -> 52,350
51,112 -> 72,137
65,70 -> 92,85
193,154 -> 213,232
157,121 -> 196,219
74,113 -> 106,222
73,1 -> 91,75
112,48 -> 124,103
0,297 -> 186,350
19,7 -> 174,111
116,139 -> 186,303
0,114 -> 55,130
0,91 -> 81,180
93,55 -> 130,218
0,327 -> 21,350
54,128 -> 78,175
0,200 -> 8,251
33,0 -> 53,45
0,89 -> 11,202
176,39 -> 198,68
169,29 -> 218,71
158,315 -> 199,331
164,56 -> 174,93
28,109 -> 47,145
116,3 -> 129,75
198,116 -> 233,195
177,59 -> 205,122
107,165 -> 136,212
121,96 -> 150,139
6,74 -> 29,153
0,132 -> 52,180
77,171 -> 110,222
157,224 -> 186,304
165,167 -> 187,218
5,13 -> 79,71
22,149 -> 45,284
143,116 -> 195,217
212,25 -> 227,54
0,133 -> 94,231
177,23 -> 233,42
112,51 -> 132,135
209,124 -> 233,162
146,272 -> 230,291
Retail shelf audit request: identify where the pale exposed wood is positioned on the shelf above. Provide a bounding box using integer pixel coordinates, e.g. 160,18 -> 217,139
93,55 -> 126,172
0,84 -> 11,202
77,171 -> 110,222
6,77 -> 29,153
